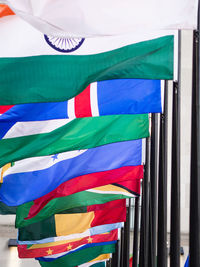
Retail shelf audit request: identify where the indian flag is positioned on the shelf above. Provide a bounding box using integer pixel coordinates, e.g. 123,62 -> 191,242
0,12 -> 175,105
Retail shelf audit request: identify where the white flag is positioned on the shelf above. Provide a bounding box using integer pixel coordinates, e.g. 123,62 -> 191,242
1,0 -> 198,38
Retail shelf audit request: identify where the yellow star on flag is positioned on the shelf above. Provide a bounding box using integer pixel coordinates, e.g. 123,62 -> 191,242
67,244 -> 72,250
87,237 -> 93,243
46,248 -> 53,255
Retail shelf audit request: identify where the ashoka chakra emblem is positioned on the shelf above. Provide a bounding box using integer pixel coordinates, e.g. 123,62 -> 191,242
44,35 -> 85,53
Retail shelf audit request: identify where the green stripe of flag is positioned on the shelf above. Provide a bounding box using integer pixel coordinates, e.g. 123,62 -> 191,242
0,36 -> 173,105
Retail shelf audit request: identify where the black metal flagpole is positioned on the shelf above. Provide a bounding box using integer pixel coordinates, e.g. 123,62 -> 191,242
170,81 -> 181,267
148,180 -> 153,267
139,136 -> 151,267
111,240 -> 119,267
139,179 -> 145,267
120,227 -> 125,267
117,229 -> 121,267
157,81 -> 168,267
144,137 -> 150,267
170,30 -> 181,267
189,4 -> 200,265
132,196 -> 140,267
123,199 -> 131,267
148,113 -> 159,267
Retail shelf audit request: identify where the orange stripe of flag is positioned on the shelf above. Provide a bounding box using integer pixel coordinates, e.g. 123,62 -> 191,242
0,4 -> 14,18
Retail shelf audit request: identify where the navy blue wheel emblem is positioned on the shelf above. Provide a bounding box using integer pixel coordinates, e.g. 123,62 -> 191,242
44,35 -> 85,53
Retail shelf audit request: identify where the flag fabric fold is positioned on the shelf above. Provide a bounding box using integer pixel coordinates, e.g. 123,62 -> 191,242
1,0 -> 198,37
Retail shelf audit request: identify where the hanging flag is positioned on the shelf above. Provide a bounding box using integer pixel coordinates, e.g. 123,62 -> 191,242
0,14 -> 174,105
18,229 -> 118,258
18,201 -> 126,242
0,79 -> 161,121
1,0 -> 198,37
0,114 -> 149,168
18,222 -> 123,245
0,139 -> 143,205
37,242 -> 115,267
0,4 -> 14,17
15,182 -> 141,228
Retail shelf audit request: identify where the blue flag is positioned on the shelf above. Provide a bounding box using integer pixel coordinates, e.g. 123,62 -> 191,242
0,140 -> 142,206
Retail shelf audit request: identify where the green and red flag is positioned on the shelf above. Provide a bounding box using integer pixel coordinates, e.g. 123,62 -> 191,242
15,178 -> 142,228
